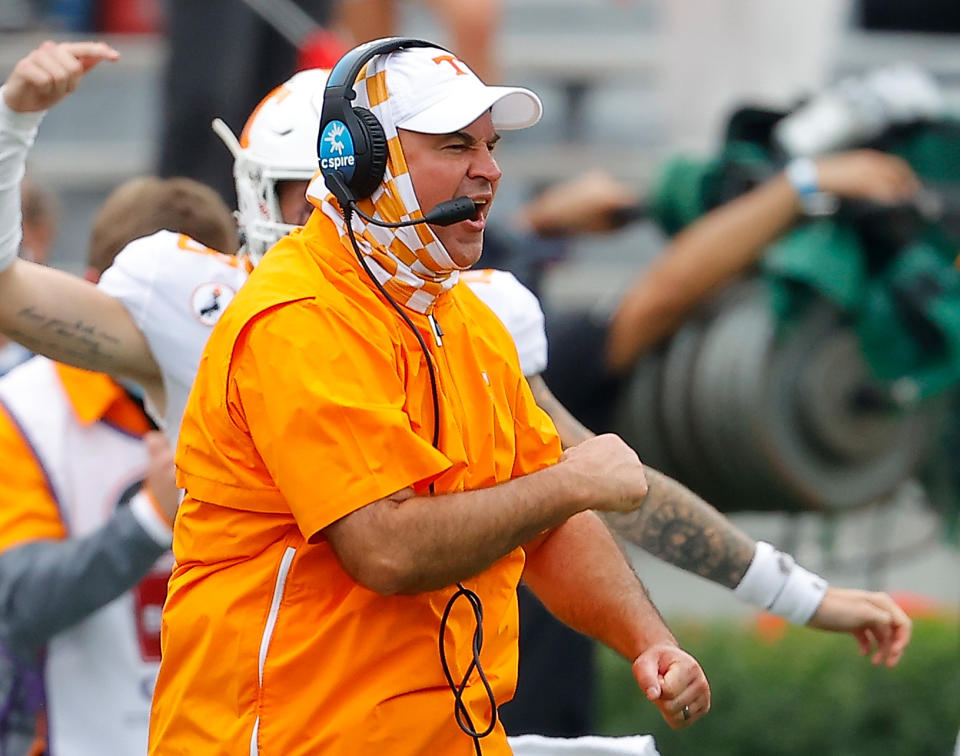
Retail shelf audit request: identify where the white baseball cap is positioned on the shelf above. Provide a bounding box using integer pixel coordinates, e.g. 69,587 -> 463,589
385,46 -> 542,134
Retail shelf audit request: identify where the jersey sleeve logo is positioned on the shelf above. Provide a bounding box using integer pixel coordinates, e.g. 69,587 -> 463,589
190,283 -> 237,326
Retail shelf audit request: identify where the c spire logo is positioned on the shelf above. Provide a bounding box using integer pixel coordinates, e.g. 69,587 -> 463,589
324,121 -> 346,155
319,119 -> 356,180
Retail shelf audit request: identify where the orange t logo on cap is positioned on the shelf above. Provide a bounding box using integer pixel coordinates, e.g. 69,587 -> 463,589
433,55 -> 467,75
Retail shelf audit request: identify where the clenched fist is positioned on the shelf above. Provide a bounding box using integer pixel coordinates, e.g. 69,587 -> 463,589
558,433 -> 648,513
633,642 -> 710,729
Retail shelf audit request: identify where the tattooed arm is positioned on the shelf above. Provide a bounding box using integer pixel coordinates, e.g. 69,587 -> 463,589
0,42 -> 162,392
528,373 -> 754,586
602,468 -> 756,588
527,373 -> 913,663
0,261 -> 160,387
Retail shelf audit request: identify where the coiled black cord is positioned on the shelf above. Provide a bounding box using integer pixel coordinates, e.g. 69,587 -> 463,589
344,211 -> 494,753
439,582 -> 499,755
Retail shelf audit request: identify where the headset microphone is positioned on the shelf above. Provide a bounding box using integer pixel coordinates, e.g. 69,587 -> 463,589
423,197 -> 480,226
349,196 -> 479,228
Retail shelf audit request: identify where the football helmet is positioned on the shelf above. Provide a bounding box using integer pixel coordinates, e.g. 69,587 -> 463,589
213,68 -> 329,262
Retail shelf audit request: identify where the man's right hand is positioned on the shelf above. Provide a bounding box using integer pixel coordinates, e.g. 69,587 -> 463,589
3,40 -> 118,114
558,433 -> 649,513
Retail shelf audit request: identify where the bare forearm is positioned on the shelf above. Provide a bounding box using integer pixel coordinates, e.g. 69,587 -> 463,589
602,467 -> 755,589
0,259 -> 159,384
326,463 -> 588,594
605,175 -> 799,372
523,510 -> 675,661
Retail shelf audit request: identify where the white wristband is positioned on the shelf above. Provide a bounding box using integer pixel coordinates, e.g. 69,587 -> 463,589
0,87 -> 45,274
785,157 -> 839,217
785,157 -> 819,195
733,541 -> 828,625
768,562 -> 829,625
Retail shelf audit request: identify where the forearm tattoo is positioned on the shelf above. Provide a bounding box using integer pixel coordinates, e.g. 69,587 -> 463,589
602,467 -> 755,589
11,306 -> 121,364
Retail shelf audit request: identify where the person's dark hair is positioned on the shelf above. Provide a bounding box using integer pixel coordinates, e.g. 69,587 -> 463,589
88,176 -> 239,274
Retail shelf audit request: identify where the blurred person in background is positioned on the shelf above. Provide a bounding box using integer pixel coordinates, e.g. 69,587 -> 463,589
525,152 -> 920,433
0,163 -> 237,756
0,175 -> 55,375
0,39 -> 913,750
18,174 -> 56,265
0,58 -> 330,444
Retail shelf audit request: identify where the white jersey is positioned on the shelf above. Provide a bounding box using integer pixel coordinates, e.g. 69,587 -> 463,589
98,233 -> 547,445
461,268 -> 548,377
97,230 -> 251,442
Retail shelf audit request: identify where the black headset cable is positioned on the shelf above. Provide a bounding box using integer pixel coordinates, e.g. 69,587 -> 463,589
343,210 -> 496,754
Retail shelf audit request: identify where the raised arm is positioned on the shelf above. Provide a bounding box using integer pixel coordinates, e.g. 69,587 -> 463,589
0,42 -> 160,387
604,151 -> 922,374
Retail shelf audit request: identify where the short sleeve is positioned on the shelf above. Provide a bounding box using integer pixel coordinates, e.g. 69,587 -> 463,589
228,300 -> 452,541
463,270 -> 548,376
0,402 -> 66,551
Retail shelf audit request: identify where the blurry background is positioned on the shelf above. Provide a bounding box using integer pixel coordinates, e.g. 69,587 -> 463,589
2,1 -> 958,753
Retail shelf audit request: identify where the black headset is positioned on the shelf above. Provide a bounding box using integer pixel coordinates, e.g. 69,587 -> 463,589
318,37 -> 450,209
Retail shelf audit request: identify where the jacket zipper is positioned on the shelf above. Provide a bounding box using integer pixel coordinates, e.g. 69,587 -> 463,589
427,313 -> 444,347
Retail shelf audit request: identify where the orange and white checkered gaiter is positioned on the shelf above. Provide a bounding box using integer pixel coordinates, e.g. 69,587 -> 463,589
306,55 -> 461,314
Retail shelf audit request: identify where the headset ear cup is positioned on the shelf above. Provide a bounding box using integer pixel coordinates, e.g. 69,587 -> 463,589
351,107 -> 389,200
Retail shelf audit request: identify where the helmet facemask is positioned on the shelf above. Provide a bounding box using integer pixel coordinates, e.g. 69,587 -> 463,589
213,68 -> 329,264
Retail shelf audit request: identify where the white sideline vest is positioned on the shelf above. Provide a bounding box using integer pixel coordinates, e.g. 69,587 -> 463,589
0,357 -> 167,756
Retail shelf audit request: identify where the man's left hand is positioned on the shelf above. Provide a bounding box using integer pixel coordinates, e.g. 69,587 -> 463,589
632,643 -> 710,729
807,587 -> 912,667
